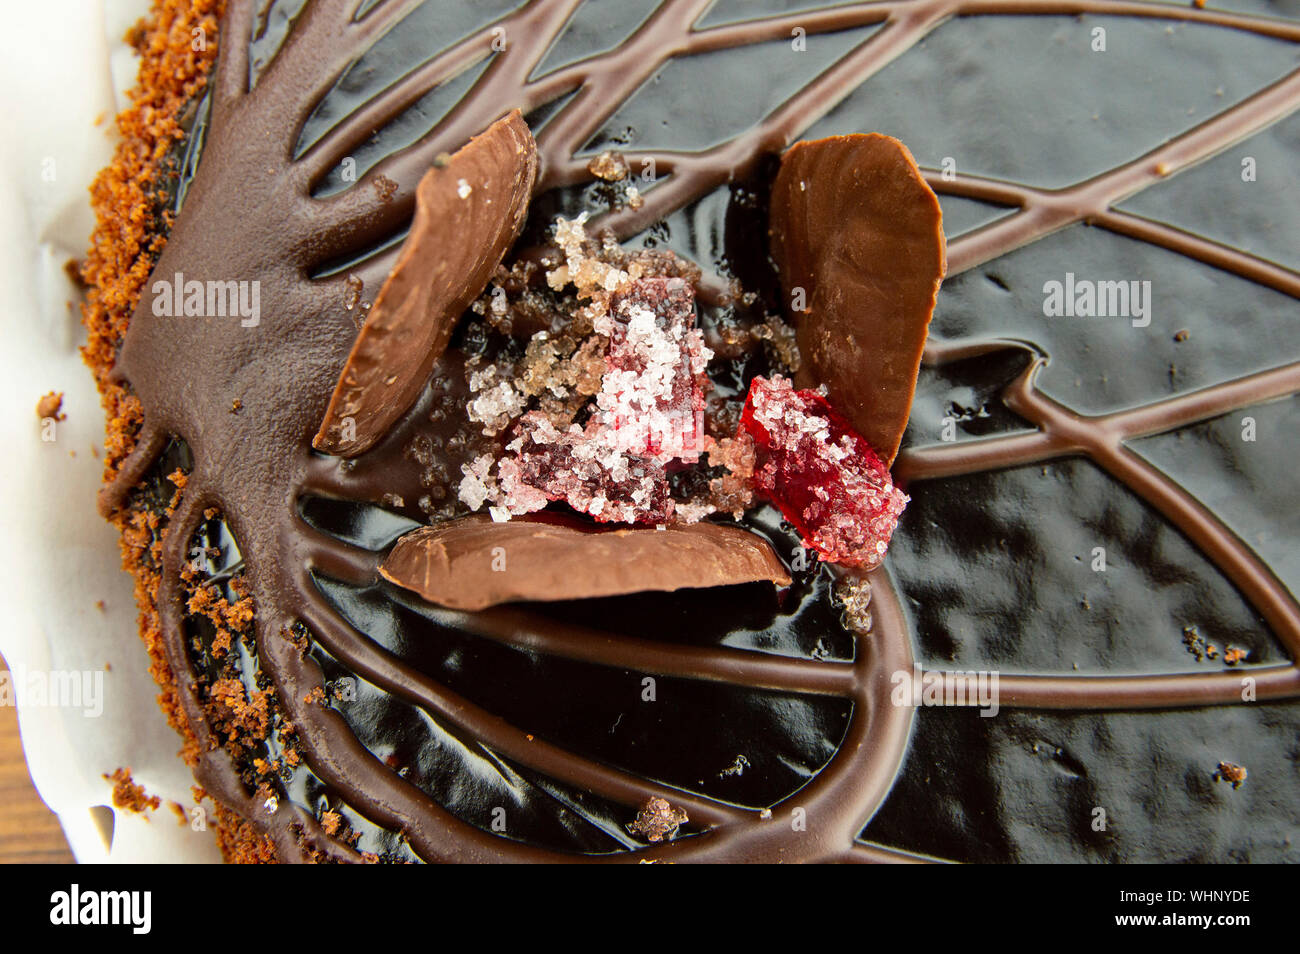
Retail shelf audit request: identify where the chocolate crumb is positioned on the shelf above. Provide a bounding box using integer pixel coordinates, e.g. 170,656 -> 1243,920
372,173 -> 398,202
1182,625 -> 1220,662
1214,761 -> 1247,789
626,796 -> 689,843
36,391 -> 65,421
104,767 -> 161,815
303,686 -> 328,706
63,257 -> 89,291
1174,329 -> 1189,342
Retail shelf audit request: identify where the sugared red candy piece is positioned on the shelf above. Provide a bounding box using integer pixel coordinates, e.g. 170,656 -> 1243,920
491,277 -> 713,524
498,411 -> 674,524
739,375 -> 907,567
593,277 -> 710,463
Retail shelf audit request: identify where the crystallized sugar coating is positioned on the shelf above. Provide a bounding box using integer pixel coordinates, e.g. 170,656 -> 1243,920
586,150 -> 630,182
834,574 -> 874,633
591,277 -> 711,464
454,219 -> 730,525
546,213 -> 631,301
740,375 -> 907,567
463,278 -> 715,524
497,412 -> 674,523
750,313 -> 801,373
457,453 -> 498,511
706,434 -> 756,480
466,365 -> 526,436
517,332 -> 606,403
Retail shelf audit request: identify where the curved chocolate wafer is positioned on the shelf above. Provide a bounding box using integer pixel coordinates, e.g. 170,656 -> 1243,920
769,133 -> 946,464
380,514 -> 791,611
314,110 -> 537,456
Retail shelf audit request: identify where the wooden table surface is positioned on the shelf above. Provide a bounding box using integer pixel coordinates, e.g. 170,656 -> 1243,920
0,656 -> 75,863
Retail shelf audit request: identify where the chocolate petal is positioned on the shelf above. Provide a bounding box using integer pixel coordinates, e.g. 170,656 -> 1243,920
314,110 -> 538,456
769,133 -> 945,464
379,514 -> 792,612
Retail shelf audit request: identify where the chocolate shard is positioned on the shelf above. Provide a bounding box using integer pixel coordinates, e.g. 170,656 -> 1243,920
314,110 -> 538,456
379,513 -> 792,612
769,133 -> 945,464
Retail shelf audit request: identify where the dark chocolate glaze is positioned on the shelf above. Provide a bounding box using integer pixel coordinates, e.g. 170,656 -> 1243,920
102,0 -> 1300,861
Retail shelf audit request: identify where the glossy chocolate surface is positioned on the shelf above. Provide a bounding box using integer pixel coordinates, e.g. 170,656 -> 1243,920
107,0 -> 1300,861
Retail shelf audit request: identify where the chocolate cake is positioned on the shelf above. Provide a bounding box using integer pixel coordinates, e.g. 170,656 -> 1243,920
81,0 -> 1300,863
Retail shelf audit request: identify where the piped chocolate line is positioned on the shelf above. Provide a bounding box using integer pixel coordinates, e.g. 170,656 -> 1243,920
932,65 -> 1300,281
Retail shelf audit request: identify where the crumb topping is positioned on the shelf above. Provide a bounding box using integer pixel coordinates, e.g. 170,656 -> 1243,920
105,767 -> 161,815
36,391 -> 66,421
80,0 -> 280,864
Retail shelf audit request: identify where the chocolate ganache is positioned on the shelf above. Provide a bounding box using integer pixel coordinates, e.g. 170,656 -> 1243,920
94,0 -> 1300,862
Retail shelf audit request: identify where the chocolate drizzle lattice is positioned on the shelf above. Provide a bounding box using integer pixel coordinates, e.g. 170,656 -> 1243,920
97,0 -> 1300,862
